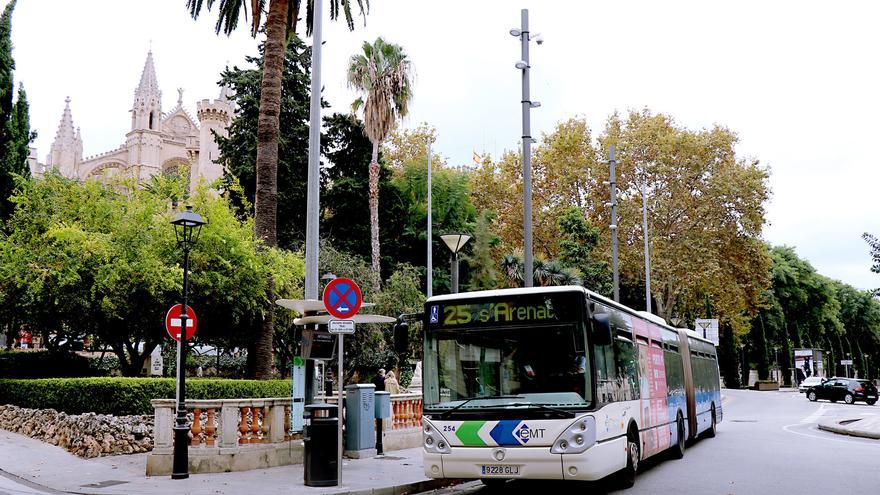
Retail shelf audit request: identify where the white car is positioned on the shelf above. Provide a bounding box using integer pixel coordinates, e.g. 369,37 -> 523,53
799,376 -> 825,393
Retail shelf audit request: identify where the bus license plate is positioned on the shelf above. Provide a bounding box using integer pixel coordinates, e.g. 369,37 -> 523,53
481,465 -> 520,476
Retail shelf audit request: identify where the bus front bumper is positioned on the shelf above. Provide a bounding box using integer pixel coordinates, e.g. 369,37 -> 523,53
424,437 -> 627,482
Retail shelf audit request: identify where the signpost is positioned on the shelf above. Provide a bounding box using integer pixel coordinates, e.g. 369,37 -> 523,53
323,278 -> 363,484
694,318 -> 719,346
165,304 -> 197,341
841,359 -> 854,377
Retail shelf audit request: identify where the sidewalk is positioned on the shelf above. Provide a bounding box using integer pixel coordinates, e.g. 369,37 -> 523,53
0,430 -> 457,495
818,415 -> 880,440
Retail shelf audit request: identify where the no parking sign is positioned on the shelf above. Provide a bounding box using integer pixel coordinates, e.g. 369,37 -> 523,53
322,278 -> 362,319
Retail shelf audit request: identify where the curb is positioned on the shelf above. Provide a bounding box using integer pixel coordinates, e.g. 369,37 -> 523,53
332,478 -> 467,495
817,419 -> 880,440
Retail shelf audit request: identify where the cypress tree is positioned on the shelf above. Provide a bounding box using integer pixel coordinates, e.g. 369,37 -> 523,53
0,0 -> 15,132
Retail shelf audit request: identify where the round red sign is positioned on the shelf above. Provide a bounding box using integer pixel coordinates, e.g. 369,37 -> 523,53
165,304 -> 197,341
322,278 -> 363,319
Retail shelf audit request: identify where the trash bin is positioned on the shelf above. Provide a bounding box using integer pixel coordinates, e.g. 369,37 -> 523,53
303,403 -> 338,487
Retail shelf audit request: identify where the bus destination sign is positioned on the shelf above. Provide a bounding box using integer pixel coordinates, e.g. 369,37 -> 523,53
434,300 -> 558,327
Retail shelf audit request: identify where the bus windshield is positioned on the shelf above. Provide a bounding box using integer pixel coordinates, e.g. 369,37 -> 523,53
423,292 -> 592,411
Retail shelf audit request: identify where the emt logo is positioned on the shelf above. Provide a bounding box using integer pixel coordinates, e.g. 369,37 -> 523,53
514,423 -> 545,444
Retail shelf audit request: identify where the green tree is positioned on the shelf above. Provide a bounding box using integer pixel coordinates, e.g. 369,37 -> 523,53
0,1 -> 34,225
187,0 -> 368,379
557,207 -> 611,296
216,38 -> 312,250
347,37 -> 414,284
464,211 -> 500,291
0,172 -> 303,376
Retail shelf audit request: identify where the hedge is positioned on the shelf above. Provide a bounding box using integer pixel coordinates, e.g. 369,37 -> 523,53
0,351 -> 101,378
0,378 -> 290,416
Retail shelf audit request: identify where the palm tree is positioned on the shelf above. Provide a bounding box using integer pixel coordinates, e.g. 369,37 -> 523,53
347,37 -> 414,288
186,0 -> 367,379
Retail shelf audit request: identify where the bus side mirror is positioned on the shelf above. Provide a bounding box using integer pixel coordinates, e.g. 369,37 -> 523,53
591,313 -> 613,346
393,319 -> 410,355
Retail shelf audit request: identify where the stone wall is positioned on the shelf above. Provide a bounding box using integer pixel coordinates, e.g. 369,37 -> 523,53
0,405 -> 152,458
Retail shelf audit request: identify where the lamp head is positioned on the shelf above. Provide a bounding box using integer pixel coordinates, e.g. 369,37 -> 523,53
171,205 -> 207,245
510,28 -> 522,37
515,60 -> 528,70
440,233 -> 472,254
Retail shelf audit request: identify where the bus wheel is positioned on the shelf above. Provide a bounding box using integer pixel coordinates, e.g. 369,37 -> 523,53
670,412 -> 686,459
616,429 -> 639,488
705,405 -> 717,438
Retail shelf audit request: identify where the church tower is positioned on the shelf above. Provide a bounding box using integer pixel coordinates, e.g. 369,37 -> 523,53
46,97 -> 83,178
195,84 -> 233,184
126,51 -> 164,179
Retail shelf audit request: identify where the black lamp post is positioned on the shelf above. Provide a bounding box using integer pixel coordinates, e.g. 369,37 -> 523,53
440,233 -> 472,294
170,205 -> 206,480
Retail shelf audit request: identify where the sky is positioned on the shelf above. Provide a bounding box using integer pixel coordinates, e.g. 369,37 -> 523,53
6,0 -> 880,290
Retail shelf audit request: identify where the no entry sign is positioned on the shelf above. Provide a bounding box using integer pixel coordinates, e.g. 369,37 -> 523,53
323,278 -> 363,319
165,304 -> 197,341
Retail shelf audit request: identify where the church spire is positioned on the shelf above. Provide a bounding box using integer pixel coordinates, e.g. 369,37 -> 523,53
48,97 -> 83,177
131,51 -> 162,131
137,50 -> 160,97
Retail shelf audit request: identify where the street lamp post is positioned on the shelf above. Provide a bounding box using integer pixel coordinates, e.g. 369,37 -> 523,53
440,234 -> 471,294
510,9 -> 542,288
606,145 -> 619,302
170,205 -> 206,480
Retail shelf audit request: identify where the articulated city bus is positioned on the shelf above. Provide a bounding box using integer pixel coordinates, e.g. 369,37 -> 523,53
420,286 -> 722,487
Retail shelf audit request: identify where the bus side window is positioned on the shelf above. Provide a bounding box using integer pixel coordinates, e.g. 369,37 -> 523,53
592,302 -> 639,403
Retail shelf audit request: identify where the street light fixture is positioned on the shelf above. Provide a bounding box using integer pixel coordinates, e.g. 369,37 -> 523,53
440,233 -> 471,294
169,205 -> 206,480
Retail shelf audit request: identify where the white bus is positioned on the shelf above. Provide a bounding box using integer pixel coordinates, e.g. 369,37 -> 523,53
421,286 -> 722,488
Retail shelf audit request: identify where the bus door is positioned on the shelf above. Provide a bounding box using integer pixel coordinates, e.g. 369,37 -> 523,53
678,330 -> 697,439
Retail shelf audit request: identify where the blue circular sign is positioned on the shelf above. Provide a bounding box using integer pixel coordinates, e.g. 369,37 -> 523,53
322,277 -> 363,319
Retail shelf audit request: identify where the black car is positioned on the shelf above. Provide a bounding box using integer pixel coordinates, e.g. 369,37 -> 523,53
806,377 -> 877,405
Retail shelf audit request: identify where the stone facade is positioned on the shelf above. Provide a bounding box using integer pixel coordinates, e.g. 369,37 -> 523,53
30,51 -> 233,186
0,405 -> 153,458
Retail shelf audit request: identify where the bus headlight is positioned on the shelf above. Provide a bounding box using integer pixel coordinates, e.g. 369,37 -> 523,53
551,415 -> 596,454
423,419 -> 452,454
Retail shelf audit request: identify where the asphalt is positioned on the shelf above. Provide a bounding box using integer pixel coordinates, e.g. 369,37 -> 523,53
0,430 -> 457,495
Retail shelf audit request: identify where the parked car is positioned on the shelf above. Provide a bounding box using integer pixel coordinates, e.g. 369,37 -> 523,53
799,376 -> 825,393
806,377 -> 878,405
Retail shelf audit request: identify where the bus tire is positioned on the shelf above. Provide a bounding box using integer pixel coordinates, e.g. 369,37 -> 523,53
705,405 -> 717,438
616,427 -> 640,488
669,412 -> 686,459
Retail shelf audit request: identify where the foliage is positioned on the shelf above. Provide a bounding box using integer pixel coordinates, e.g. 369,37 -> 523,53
557,207 -> 611,296
464,211 -> 500,291
186,0 -> 367,38
0,172 -> 303,377
217,37 -> 313,251
0,0 -> 34,225
347,37 -> 415,281
500,255 -> 580,288
0,377 -> 289,415
383,123 -> 446,172
322,113 -> 407,282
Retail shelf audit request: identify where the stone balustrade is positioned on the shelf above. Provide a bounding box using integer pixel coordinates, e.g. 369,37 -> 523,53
146,398 -> 301,476
390,393 -> 423,430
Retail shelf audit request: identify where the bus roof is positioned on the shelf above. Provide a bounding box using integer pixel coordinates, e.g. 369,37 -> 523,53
426,285 -> 716,346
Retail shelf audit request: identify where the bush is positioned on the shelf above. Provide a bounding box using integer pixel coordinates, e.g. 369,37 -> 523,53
88,353 -> 120,376
0,377 -> 290,415
0,351 -> 97,378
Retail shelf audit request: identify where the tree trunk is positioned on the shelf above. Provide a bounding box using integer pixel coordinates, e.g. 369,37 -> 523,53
368,140 -> 381,290
252,0 -> 288,380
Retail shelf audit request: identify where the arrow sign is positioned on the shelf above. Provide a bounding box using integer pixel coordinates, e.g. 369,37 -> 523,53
165,304 -> 197,341
323,278 -> 363,319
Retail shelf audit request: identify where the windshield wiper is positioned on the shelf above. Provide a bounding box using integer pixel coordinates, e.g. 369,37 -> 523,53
500,402 -> 577,418
437,395 -> 524,419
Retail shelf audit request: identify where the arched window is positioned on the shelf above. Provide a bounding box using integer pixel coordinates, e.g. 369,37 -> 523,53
149,112 -> 154,130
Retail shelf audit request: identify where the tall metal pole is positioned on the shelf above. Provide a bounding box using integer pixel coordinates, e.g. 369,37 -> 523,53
304,0 -> 324,301
337,333 -> 343,483
451,253 -> 459,294
172,243 -> 190,479
642,182 -> 652,313
519,8 -> 534,288
427,144 -> 433,298
609,145 -> 619,302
